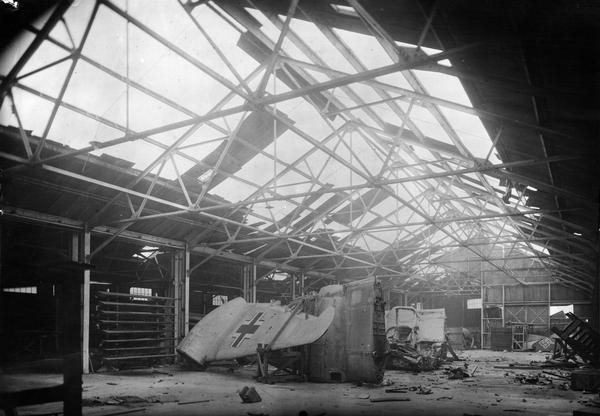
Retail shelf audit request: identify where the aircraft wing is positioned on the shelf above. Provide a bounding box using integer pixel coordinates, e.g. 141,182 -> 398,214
177,297 -> 334,365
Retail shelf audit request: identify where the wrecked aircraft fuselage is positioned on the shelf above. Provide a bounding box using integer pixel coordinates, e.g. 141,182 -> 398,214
294,276 -> 387,383
177,276 -> 386,383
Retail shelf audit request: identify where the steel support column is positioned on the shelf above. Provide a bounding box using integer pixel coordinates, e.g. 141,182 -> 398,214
184,246 -> 190,336
71,230 -> 90,374
0,222 -> 3,349
252,261 -> 257,303
171,249 -> 186,354
242,264 -> 251,302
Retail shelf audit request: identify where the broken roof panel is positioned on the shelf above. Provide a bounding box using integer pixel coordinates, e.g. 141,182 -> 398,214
0,0 -> 595,293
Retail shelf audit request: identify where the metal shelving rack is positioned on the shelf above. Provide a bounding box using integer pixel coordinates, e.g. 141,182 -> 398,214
95,291 -> 176,368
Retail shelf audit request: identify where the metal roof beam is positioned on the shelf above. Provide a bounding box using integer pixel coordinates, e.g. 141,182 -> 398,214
281,56 -> 585,142
1,205 -> 334,280
0,0 -> 73,108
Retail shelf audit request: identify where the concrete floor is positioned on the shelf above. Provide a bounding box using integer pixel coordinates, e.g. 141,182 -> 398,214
7,350 -> 600,416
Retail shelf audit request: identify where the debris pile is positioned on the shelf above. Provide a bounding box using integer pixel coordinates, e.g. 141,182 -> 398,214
414,385 -> 433,395
505,372 -> 570,390
551,312 -> 600,367
445,365 -> 472,380
386,343 -> 448,371
514,373 -> 551,385
239,386 -> 262,403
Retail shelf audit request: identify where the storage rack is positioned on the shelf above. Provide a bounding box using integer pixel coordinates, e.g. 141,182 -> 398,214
95,291 -> 176,368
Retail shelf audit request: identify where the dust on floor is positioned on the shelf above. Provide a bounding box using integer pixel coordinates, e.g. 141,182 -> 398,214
13,350 -> 600,416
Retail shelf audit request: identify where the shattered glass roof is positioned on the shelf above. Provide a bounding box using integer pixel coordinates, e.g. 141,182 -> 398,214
1,0 -> 590,293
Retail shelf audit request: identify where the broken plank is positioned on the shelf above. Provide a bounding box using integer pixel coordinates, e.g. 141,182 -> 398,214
98,300 -> 174,308
98,408 -> 146,416
97,291 -> 174,301
101,337 -> 177,344
542,370 -> 570,380
99,310 -> 175,316
104,346 -> 171,352
370,397 -> 411,402
102,329 -> 174,334
103,354 -> 176,361
178,399 -> 211,405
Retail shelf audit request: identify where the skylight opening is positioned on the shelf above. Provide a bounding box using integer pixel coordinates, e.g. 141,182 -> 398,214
210,177 -> 259,203
414,70 -> 471,108
348,108 -> 381,131
269,176 -> 314,195
0,1 -> 542,277
159,153 -> 197,181
374,72 -> 414,92
330,4 -> 359,17
244,7 -> 284,43
352,210 -> 378,228
286,17 -> 358,74
60,0 -> 96,45
370,229 -> 400,244
50,106 -> 123,150
298,66 -> 331,84
82,6 -> 127,75
260,125 -> 319,164
271,272 -> 289,281
410,145 -> 442,164
408,104 -> 454,145
362,234 -> 389,251
255,199 -> 295,222
365,102 -> 406,128
308,192 -> 337,211
437,107 -> 495,160
132,245 -> 161,259
0,88 -> 50,137
280,36 -> 315,64
528,243 -> 549,256
333,27 -> 395,70
179,138 -> 225,157
393,43 -> 450,67
203,3 -> 246,33
62,60 -> 128,124
369,198 -> 398,219
187,3 -> 248,67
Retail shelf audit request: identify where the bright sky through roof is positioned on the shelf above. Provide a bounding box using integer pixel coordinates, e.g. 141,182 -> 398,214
1,0 -> 529,267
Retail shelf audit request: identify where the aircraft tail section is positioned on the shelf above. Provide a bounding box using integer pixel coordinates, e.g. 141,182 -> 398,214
177,297 -> 334,366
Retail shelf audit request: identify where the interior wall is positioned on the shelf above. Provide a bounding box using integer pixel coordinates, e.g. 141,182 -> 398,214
0,220 -> 71,364
422,294 -> 481,328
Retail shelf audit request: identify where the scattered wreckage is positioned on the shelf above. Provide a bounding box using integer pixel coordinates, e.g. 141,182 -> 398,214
384,306 -> 456,371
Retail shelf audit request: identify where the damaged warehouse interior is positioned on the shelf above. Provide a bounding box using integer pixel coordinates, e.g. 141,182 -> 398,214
0,0 -> 599,415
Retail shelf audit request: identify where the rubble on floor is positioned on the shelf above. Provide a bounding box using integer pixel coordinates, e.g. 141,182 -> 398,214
11,350 -> 599,415
239,386 -> 262,403
552,312 -> 600,368
386,342 -> 458,372
445,365 -> 472,380
571,369 -> 600,394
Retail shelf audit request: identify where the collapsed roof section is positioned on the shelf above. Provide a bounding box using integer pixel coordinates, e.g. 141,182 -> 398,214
0,0 -> 597,294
